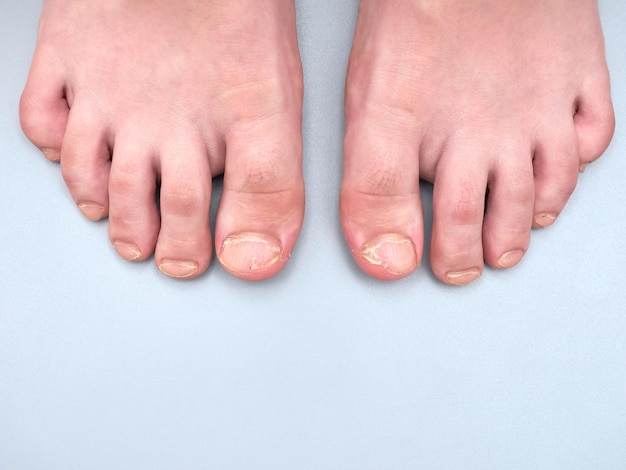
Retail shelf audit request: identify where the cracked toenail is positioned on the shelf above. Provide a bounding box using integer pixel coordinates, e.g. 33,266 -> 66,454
579,163 -> 588,173
446,268 -> 481,286
78,202 -> 106,221
112,241 -> 141,261
498,250 -> 524,269
219,232 -> 282,273
42,148 -> 61,162
360,234 -> 418,276
534,213 -> 557,228
159,260 -> 199,279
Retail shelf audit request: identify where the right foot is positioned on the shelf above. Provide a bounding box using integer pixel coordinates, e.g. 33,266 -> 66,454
20,0 -> 305,281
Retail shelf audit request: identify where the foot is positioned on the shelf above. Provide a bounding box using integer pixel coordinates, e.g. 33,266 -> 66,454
341,0 -> 614,284
20,0 -> 304,281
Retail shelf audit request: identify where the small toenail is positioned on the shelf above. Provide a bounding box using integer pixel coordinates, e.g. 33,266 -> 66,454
497,250 -> 525,269
78,202 -> 107,221
219,232 -> 282,273
112,241 -> 142,261
445,268 -> 482,286
42,148 -> 61,162
158,260 -> 199,279
360,234 -> 418,277
579,163 -> 588,173
534,213 -> 557,228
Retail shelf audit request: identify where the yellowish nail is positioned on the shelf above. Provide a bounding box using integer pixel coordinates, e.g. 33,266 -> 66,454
78,202 -> 106,221
159,260 -> 199,279
112,241 -> 142,261
42,148 -> 61,162
445,268 -> 481,286
497,249 -> 524,269
360,234 -> 418,276
219,232 -> 282,273
534,213 -> 557,228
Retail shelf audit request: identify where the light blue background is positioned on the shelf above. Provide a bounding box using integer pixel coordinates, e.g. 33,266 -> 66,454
1,1 -> 625,468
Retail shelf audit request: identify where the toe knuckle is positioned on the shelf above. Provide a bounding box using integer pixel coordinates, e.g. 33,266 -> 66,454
162,187 -> 203,217
449,198 -> 483,226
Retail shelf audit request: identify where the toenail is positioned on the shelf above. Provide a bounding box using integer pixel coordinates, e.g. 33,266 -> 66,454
579,163 -> 588,173
112,241 -> 142,261
158,260 -> 199,279
42,148 -> 61,162
445,268 -> 482,286
534,213 -> 557,228
360,234 -> 418,277
219,232 -> 282,273
78,202 -> 107,221
497,249 -> 525,269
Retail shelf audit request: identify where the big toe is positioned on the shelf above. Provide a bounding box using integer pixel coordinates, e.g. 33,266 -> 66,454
340,110 -> 423,280
215,115 -> 305,281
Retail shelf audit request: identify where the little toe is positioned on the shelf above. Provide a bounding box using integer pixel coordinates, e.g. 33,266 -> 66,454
155,136 -> 213,280
482,145 -> 535,269
340,110 -> 422,281
108,134 -> 160,262
59,103 -> 112,221
20,52 -> 68,162
430,148 -> 489,286
532,124 -> 580,229
215,116 -> 305,281
574,75 -> 615,168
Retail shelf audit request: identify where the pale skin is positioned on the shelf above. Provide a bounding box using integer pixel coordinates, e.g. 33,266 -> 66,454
21,0 -> 614,285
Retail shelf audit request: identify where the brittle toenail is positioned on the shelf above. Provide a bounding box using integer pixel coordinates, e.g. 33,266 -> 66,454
445,268 -> 481,286
219,232 -> 282,273
534,213 -> 557,228
158,260 -> 199,279
78,202 -> 106,221
112,241 -> 142,261
360,234 -> 418,277
42,148 -> 61,162
497,249 -> 525,269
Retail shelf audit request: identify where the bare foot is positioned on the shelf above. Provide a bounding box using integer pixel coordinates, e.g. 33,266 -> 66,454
341,0 -> 614,284
20,0 -> 304,281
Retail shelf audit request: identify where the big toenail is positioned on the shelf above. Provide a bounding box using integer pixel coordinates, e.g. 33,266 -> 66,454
42,148 -> 61,162
360,234 -> 418,276
158,260 -> 199,279
445,268 -> 481,286
534,213 -> 557,228
219,233 -> 282,273
497,250 -> 525,269
112,241 -> 142,261
78,202 -> 106,221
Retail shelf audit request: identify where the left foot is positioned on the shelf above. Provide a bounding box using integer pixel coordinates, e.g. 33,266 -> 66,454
341,0 -> 615,284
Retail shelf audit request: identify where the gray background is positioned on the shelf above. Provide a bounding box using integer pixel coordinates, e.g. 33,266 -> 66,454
1,1 -> 625,468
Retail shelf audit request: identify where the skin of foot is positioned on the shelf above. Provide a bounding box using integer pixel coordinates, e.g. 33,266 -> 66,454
341,0 -> 615,285
20,0 -> 305,281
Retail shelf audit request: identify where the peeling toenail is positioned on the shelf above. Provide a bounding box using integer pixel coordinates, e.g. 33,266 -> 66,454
112,241 -> 142,261
158,260 -> 199,279
534,213 -> 557,228
360,234 -> 418,276
42,148 -> 61,162
497,250 -> 525,269
78,202 -> 106,221
219,232 -> 282,273
445,268 -> 481,286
